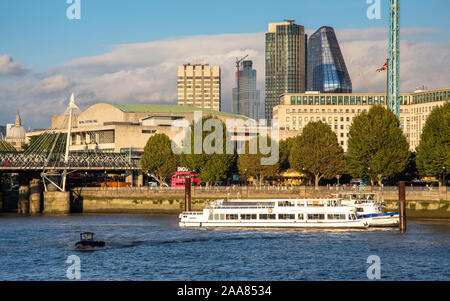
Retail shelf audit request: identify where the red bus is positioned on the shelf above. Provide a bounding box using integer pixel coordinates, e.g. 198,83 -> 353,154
171,171 -> 200,188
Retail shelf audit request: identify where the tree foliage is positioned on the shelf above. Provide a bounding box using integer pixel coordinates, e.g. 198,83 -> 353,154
279,137 -> 296,170
140,134 -> 178,187
347,105 -> 410,185
237,135 -> 280,185
179,116 -> 236,184
289,121 -> 346,188
416,102 -> 450,180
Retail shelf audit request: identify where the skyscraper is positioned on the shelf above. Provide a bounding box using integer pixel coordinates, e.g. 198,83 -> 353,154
265,21 -> 307,124
307,26 -> 352,93
177,64 -> 221,111
232,60 -> 260,120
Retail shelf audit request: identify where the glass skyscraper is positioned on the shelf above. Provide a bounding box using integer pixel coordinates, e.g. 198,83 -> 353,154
307,26 -> 352,93
232,60 -> 260,120
265,21 -> 307,124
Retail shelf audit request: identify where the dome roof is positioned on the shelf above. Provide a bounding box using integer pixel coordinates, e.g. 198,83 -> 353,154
7,126 -> 26,139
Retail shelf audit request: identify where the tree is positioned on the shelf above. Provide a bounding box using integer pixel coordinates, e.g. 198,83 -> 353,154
238,136 -> 280,185
179,116 -> 236,185
289,121 -> 346,189
279,137 -> 296,170
140,134 -> 178,187
416,102 -> 450,184
347,105 -> 410,186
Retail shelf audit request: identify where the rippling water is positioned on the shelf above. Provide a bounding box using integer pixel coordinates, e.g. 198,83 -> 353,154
0,213 -> 449,281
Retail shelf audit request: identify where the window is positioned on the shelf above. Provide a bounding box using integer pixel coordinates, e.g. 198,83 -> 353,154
278,214 -> 295,220
307,200 -> 324,207
307,214 -> 325,220
279,201 -> 295,207
259,214 -> 276,220
226,214 -> 238,220
240,214 -> 257,220
327,214 -> 346,220
298,214 -> 304,220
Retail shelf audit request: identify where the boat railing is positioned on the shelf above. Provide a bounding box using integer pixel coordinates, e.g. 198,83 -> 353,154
181,211 -> 203,216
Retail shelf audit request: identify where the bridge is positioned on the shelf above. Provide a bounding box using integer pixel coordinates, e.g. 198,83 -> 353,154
0,94 -> 140,194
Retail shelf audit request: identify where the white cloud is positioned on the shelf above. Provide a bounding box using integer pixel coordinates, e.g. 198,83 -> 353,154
0,28 -> 448,129
0,54 -> 31,76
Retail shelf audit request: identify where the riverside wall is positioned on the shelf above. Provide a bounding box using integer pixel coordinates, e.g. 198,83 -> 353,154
70,186 -> 450,218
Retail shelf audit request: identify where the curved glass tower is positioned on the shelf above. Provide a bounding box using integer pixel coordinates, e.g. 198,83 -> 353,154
307,26 -> 352,93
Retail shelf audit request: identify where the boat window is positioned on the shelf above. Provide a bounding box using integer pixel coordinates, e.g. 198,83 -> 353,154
240,214 -> 257,220
307,200 -> 325,207
278,201 -> 295,207
327,214 -> 346,220
298,214 -> 304,220
356,208 -> 364,212
259,214 -> 276,220
208,214 -> 213,220
296,200 -> 305,207
348,214 -> 357,220
226,214 -> 239,220
278,214 -> 295,220
213,214 -> 225,220
307,214 -> 325,220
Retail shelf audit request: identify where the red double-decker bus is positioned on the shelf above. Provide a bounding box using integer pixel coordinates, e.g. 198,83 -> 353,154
171,171 -> 200,188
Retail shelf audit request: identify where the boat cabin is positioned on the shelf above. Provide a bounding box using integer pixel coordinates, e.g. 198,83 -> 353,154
80,232 -> 95,241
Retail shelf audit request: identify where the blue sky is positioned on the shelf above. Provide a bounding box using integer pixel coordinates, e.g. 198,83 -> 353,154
0,0 -> 449,128
1,0 -> 449,71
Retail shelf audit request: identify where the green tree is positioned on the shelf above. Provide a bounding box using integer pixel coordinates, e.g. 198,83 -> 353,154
179,116 -> 236,184
279,136 -> 296,170
289,121 -> 346,189
238,136 -> 280,185
347,105 -> 410,185
140,134 -> 178,187
416,102 -> 450,184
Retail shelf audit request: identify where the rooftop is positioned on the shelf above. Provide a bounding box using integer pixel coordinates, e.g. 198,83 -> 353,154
109,104 -> 251,120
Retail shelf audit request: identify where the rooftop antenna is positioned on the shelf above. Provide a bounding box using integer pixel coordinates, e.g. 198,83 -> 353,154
284,19 -> 296,24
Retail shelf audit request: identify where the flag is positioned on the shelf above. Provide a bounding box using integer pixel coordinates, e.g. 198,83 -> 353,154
376,60 -> 388,72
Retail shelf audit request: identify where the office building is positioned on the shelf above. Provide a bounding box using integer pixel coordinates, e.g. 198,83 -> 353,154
273,88 -> 450,151
265,20 -> 307,124
232,60 -> 260,120
177,64 -> 221,111
307,26 -> 352,93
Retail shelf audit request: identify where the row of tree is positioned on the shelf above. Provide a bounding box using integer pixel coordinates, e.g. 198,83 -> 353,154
141,103 -> 449,187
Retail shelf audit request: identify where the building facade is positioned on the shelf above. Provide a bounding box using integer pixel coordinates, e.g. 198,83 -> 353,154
232,60 -> 260,120
273,88 -> 450,151
265,21 -> 307,124
307,26 -> 352,93
177,64 -> 221,111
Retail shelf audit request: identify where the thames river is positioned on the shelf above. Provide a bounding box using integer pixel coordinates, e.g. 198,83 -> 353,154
0,214 -> 449,281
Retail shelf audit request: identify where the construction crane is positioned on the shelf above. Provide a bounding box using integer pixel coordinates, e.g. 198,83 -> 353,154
235,55 -> 248,115
358,67 -> 373,93
389,0 -> 400,119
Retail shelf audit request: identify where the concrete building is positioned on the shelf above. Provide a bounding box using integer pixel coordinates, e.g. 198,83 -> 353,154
273,88 -> 450,151
307,26 -> 352,93
27,103 -> 253,156
177,64 -> 221,111
265,20 -> 307,124
232,60 -> 260,120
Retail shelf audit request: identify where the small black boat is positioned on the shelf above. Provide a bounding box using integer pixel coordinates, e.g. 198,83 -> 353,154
75,232 -> 105,250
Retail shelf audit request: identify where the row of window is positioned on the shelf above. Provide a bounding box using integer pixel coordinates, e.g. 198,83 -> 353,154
208,213 -> 350,221
286,108 -> 367,114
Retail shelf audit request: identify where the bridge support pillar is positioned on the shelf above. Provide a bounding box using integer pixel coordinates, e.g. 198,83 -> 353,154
29,178 -> 41,215
18,185 -> 30,215
43,191 -> 70,215
126,171 -> 134,187
137,171 -> 144,187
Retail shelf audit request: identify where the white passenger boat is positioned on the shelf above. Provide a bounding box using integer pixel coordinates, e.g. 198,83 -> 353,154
179,199 -> 368,230
331,193 -> 399,227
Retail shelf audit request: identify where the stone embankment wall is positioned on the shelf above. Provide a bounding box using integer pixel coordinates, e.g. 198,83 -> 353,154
70,187 -> 450,218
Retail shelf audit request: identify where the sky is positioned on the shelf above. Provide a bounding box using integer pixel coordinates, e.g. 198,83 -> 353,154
0,0 -> 449,129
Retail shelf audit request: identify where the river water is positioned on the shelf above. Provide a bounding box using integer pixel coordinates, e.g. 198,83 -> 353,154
0,214 -> 449,281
